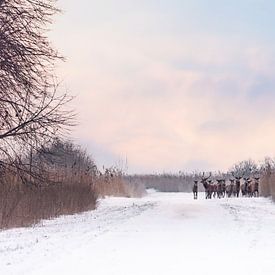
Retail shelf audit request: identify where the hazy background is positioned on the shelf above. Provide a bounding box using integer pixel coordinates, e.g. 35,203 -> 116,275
51,0 -> 275,173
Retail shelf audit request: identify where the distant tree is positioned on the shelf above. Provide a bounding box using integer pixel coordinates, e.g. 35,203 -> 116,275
230,159 -> 259,178
0,0 -> 74,181
24,139 -> 98,186
37,139 -> 97,174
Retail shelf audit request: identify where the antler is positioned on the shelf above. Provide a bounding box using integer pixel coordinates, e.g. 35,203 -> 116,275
201,172 -> 212,181
232,171 -> 243,180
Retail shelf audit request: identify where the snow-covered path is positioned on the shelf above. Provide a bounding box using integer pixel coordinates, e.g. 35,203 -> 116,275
1,191 -> 275,275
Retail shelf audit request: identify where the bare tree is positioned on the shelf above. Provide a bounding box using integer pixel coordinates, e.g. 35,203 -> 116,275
0,0 -> 74,182
229,159 -> 259,178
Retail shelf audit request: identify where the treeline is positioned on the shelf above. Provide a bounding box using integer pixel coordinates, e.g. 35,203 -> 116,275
124,173 -> 196,192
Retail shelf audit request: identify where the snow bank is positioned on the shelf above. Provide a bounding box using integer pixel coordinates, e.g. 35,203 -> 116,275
1,193 -> 275,275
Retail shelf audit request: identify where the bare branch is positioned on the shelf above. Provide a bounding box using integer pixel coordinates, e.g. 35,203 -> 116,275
0,0 -> 75,183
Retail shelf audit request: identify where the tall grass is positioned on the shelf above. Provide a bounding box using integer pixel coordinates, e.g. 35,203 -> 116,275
95,168 -> 146,198
0,140 -> 145,230
0,183 -> 97,228
260,162 -> 275,200
0,170 -> 97,229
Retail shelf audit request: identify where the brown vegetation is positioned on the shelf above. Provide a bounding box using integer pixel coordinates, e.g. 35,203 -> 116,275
0,177 -> 97,229
259,158 -> 275,200
0,140 -> 96,229
94,167 -> 146,198
0,140 -> 146,229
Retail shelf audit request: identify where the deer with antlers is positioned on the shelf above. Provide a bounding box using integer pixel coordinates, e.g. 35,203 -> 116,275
231,172 -> 243,198
200,172 -> 212,199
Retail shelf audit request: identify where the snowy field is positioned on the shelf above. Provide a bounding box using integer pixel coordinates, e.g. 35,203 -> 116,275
1,190 -> 275,275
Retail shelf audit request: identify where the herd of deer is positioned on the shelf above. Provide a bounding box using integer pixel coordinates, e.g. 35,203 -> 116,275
192,173 -> 260,200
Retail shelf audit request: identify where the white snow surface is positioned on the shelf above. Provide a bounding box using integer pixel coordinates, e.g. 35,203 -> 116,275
1,191 -> 275,275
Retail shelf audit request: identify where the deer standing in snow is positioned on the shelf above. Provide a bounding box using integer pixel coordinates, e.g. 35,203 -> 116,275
193,180 -> 198,200
253,176 -> 260,197
200,172 -> 212,199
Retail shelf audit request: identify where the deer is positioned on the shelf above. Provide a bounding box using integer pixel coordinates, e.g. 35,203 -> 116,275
241,177 -> 252,197
234,176 -> 242,198
253,176 -> 260,197
211,180 -> 218,198
193,180 -> 198,200
247,178 -> 254,197
226,179 -> 235,198
216,179 -> 225,199
221,179 -> 226,198
230,172 -> 243,198
241,178 -> 247,196
200,172 -> 212,199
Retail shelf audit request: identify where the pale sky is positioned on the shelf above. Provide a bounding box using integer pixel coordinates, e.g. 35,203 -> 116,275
51,0 -> 275,173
